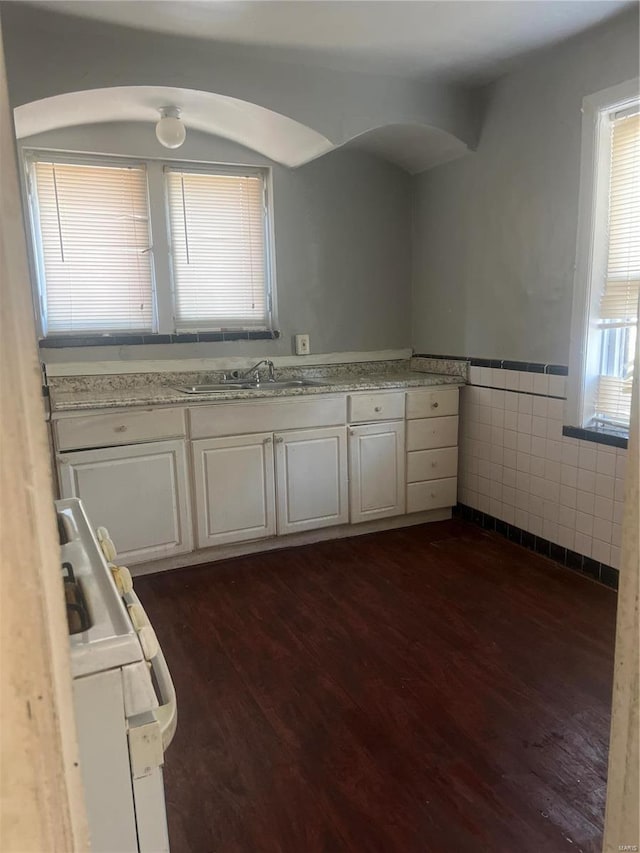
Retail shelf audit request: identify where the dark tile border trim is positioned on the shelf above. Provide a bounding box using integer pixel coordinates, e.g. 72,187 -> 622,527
563,424 -> 628,450
39,330 -> 281,348
414,353 -> 568,375
454,503 -> 619,590
415,353 -> 628,450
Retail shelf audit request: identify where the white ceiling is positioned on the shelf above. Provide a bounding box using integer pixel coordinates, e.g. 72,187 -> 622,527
33,0 -> 631,82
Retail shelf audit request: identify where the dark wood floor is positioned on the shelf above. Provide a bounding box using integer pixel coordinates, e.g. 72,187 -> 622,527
136,519 -> 617,853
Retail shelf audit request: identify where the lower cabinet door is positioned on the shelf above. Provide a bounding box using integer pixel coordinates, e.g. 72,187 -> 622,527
274,426 -> 348,535
192,433 -> 276,547
58,440 -> 192,565
348,421 -> 406,523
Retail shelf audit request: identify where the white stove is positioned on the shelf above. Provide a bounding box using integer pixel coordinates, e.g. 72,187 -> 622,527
58,498 -> 176,853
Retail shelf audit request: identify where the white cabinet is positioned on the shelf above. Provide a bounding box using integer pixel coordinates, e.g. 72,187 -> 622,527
349,421 -> 406,523
192,433 -> 276,548
405,387 -> 460,514
274,427 -> 348,535
193,426 -> 348,545
58,440 -> 192,564
53,385 -> 460,566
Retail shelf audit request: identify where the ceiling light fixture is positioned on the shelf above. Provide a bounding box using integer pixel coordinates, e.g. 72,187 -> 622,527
155,106 -> 186,149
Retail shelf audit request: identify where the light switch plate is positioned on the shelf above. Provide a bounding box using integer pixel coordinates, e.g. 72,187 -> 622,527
295,334 -> 310,355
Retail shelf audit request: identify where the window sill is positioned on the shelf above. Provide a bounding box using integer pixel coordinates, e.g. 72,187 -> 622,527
39,330 -> 281,348
562,423 -> 629,450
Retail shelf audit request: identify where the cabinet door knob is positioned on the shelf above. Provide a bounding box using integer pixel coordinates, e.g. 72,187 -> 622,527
349,429 -> 355,437
374,406 -> 382,412
276,436 -> 284,444
263,436 -> 272,444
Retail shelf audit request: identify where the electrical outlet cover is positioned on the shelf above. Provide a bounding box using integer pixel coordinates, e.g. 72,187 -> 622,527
295,334 -> 310,355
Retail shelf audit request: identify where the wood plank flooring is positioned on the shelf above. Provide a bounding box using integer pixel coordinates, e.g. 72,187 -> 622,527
135,519 -> 617,853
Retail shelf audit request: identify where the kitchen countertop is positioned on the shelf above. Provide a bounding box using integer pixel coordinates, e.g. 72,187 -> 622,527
51,370 -> 464,414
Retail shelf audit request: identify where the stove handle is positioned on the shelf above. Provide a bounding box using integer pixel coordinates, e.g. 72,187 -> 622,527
149,644 -> 178,752
127,590 -> 177,752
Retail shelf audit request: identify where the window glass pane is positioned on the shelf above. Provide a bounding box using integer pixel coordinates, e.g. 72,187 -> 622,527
593,108 -> 639,427
32,160 -> 154,334
166,169 -> 269,330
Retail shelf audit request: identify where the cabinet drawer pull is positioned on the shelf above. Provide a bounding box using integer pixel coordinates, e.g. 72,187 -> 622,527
114,425 -> 128,433
374,406 -> 382,412
432,401 -> 439,409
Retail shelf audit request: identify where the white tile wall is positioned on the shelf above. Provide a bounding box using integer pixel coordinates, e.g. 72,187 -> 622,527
458,369 -> 627,569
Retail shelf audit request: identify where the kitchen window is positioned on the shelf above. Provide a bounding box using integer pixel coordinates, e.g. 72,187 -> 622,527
165,167 -> 270,331
27,157 -> 155,335
569,80 -> 639,438
25,153 -> 275,339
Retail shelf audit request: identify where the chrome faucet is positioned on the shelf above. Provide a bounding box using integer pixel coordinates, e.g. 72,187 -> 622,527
240,359 -> 276,383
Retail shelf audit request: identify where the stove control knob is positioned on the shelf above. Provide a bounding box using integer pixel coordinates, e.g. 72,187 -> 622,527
96,527 -> 117,562
111,565 -> 133,596
138,625 -> 159,661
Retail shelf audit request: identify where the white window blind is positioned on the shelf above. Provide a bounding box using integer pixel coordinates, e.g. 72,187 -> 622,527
594,110 -> 639,427
30,159 -> 154,335
166,168 -> 269,330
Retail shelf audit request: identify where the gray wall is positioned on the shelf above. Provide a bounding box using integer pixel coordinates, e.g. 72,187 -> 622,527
19,124 -> 412,364
412,6 -> 640,365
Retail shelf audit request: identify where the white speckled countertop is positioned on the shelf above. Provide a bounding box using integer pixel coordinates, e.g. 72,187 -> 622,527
51,370 -> 464,414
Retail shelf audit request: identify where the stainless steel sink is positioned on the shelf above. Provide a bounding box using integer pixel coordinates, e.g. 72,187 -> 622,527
175,383 -> 254,394
255,379 -> 326,390
175,379 -> 326,394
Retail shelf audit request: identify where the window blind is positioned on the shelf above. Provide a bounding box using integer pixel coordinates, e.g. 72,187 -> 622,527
166,169 -> 269,330
31,160 -> 154,334
594,110 -> 639,427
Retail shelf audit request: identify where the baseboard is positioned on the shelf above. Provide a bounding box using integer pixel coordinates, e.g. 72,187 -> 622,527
454,503 -> 619,590
130,508 -> 452,577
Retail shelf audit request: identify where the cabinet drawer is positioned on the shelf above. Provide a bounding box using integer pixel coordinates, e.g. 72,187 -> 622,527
406,416 -> 458,451
407,477 -> 457,513
55,408 -> 186,451
190,396 -> 346,439
407,448 -> 458,483
348,392 -> 405,424
406,388 -> 459,419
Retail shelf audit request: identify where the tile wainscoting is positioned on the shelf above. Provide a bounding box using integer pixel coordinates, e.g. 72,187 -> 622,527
458,365 -> 626,578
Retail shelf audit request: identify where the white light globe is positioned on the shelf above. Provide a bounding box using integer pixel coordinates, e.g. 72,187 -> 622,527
156,111 -> 186,149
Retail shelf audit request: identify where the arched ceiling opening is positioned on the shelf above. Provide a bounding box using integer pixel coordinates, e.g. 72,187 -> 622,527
13,85 -> 334,168
14,85 -> 470,174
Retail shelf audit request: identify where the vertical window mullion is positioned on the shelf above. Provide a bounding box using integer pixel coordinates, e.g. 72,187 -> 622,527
146,160 -> 174,335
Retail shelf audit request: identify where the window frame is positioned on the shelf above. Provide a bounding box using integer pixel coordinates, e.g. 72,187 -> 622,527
162,161 -> 276,334
24,151 -> 157,338
22,150 -> 277,339
567,78 -> 640,437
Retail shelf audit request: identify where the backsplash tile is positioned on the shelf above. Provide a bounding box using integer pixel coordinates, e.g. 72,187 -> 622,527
410,356 -> 469,379
458,366 -> 627,576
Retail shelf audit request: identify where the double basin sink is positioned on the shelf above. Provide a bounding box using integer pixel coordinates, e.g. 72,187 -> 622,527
176,379 -> 327,394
